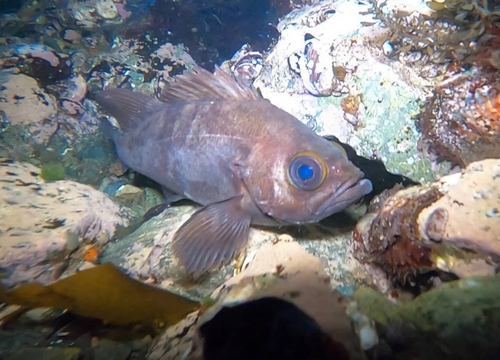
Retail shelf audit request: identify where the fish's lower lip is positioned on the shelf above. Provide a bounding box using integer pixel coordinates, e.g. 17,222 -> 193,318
315,178 -> 373,217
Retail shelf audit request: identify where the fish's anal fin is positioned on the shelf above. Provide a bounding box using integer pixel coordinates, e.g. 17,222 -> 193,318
95,88 -> 165,132
160,66 -> 262,103
171,195 -> 251,275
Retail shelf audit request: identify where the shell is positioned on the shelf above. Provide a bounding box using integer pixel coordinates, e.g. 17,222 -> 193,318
96,0 -> 118,20
288,33 -> 349,97
231,51 -> 263,85
220,44 -> 263,86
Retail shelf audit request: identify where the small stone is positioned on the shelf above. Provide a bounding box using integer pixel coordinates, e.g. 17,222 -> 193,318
23,308 -> 62,323
113,184 -> 145,205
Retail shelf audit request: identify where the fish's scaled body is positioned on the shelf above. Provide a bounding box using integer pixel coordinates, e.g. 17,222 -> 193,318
96,66 -> 373,274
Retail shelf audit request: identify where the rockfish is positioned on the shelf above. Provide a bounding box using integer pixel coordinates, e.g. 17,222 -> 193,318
96,66 -> 373,274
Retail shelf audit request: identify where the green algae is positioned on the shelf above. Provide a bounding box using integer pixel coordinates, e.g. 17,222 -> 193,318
40,162 -> 66,182
353,275 -> 500,359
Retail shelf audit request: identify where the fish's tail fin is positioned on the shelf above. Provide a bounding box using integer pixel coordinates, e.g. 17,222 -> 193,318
95,88 -> 165,132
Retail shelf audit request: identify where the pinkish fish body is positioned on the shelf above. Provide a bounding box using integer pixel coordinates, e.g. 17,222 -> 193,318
96,66 -> 372,274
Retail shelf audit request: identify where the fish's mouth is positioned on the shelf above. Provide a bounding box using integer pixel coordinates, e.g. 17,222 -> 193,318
314,177 -> 373,218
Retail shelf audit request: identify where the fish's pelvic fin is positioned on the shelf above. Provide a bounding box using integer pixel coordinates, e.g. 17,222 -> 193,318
162,186 -> 185,205
143,188 -> 185,221
160,66 -> 262,103
171,195 -> 251,275
143,203 -> 166,221
96,88 -> 164,132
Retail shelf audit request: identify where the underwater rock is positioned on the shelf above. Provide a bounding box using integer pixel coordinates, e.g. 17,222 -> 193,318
99,180 -> 164,221
418,65 -> 500,167
253,0 -> 436,182
353,159 -> 500,287
2,347 -> 82,360
0,43 -> 72,83
147,241 -> 366,360
0,160 -> 133,287
0,72 -> 58,145
66,0 -> 134,30
351,275 -> 500,360
46,74 -> 87,115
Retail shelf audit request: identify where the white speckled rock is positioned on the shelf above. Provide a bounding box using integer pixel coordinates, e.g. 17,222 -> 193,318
418,159 -> 500,257
147,241 -> 367,360
0,73 -> 58,145
0,160 -> 133,287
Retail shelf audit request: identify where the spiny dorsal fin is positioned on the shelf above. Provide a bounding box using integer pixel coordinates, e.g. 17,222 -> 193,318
96,88 -> 165,132
160,65 -> 262,102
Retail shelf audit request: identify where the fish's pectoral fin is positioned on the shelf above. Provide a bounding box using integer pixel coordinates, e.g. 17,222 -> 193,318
95,88 -> 165,132
171,195 -> 251,275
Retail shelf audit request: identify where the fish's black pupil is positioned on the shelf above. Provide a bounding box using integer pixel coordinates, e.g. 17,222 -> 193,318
297,164 -> 314,181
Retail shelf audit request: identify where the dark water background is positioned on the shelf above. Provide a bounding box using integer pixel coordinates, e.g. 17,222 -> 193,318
0,0 -> 284,70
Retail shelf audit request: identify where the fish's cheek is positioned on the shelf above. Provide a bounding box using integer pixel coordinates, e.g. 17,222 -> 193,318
258,184 -> 313,223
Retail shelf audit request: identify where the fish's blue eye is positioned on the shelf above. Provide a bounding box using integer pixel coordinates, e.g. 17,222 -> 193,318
289,152 -> 327,191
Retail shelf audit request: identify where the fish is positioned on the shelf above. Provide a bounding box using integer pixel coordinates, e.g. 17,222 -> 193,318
95,66 -> 373,275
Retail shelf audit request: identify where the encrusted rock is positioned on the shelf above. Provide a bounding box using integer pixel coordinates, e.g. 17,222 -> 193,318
253,0 -> 435,181
0,72 -> 58,145
0,160 -> 133,287
351,275 -> 500,360
148,241 -> 366,360
353,159 -> 500,287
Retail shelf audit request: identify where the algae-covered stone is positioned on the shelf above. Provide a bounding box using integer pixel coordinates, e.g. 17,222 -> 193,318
352,275 -> 500,359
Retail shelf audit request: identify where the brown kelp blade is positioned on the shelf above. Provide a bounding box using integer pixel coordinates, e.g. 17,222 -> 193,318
0,263 -> 200,330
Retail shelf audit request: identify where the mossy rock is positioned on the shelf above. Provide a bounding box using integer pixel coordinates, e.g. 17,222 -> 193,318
353,275 -> 500,359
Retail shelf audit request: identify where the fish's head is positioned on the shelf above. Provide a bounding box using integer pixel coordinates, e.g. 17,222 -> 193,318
244,139 -> 373,225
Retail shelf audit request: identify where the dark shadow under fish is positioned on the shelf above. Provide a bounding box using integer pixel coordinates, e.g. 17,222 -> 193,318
96,66 -> 373,275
